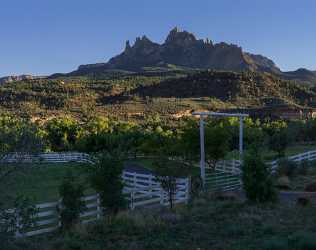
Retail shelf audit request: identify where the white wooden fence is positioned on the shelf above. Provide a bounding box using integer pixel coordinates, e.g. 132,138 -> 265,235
10,170 -> 189,238
205,150 -> 316,192
1,152 -> 94,164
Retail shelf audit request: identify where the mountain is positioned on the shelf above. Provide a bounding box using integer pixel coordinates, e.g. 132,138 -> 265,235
67,27 -> 281,77
0,75 -> 44,85
282,68 -> 316,86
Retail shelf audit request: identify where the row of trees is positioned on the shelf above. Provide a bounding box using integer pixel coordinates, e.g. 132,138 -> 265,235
3,114 -> 316,162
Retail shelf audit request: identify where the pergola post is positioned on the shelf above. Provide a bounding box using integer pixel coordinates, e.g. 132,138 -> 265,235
192,112 -> 249,187
199,116 -> 206,186
239,117 -> 244,157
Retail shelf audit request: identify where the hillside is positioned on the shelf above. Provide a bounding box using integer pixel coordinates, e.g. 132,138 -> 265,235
112,71 -> 316,107
0,70 -> 315,122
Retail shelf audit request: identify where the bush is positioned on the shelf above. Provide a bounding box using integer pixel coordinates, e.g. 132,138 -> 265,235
58,171 -> 85,231
90,154 -> 126,215
277,158 -> 297,178
275,176 -> 291,190
242,146 -> 276,203
298,160 -> 310,175
289,231 -> 316,250
268,129 -> 289,157
263,237 -> 289,250
304,182 -> 316,192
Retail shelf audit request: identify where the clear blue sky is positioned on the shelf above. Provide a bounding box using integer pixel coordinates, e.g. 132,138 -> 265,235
1,0 -> 315,76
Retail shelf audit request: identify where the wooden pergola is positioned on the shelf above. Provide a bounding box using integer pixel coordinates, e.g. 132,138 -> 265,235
192,112 -> 249,185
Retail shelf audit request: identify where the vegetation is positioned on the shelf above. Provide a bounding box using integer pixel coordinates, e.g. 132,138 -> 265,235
58,171 -> 86,231
242,146 -> 276,203
1,70 -> 316,123
4,197 -> 316,250
89,154 -> 126,214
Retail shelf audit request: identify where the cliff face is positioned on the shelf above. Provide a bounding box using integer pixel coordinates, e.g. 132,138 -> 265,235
74,27 -> 281,74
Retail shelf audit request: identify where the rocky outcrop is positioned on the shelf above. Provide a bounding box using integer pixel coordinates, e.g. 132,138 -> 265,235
72,27 -> 282,74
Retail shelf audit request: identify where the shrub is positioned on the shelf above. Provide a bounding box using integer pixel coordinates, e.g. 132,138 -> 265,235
242,146 -> 276,203
277,158 -> 297,178
0,196 -> 37,240
268,129 -> 289,157
275,176 -> 291,190
263,237 -> 289,250
289,231 -> 316,250
304,182 -> 316,192
58,171 -> 85,231
298,160 -> 310,175
90,154 -> 126,215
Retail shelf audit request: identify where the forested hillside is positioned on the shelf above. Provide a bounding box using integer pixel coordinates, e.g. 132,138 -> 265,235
0,70 -> 315,123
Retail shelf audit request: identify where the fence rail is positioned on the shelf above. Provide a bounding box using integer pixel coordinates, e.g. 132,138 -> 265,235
5,167 -> 189,238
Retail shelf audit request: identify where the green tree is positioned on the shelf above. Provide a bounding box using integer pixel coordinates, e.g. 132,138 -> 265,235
45,117 -> 82,151
89,154 -> 126,214
268,129 -> 289,157
242,146 -> 276,203
58,171 -> 85,231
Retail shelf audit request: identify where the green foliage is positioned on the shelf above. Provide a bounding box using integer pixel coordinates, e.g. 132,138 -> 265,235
45,117 -> 82,151
242,146 -> 276,203
263,237 -> 289,250
0,196 -> 37,240
204,124 -> 230,168
153,158 -> 188,209
277,158 -> 297,178
89,154 -> 126,214
289,231 -> 316,250
298,160 -> 310,175
58,171 -> 85,231
268,129 -> 289,157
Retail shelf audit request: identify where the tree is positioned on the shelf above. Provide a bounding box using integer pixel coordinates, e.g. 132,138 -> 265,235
268,129 -> 289,157
58,171 -> 85,231
89,154 -> 126,215
204,124 -> 230,169
242,146 -> 276,203
45,117 -> 82,151
153,157 -> 188,209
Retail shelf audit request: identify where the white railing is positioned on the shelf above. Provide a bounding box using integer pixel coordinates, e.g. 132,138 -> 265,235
122,171 -> 190,209
13,194 -> 101,238
1,152 -> 94,164
268,150 -> 316,171
5,169 -> 190,238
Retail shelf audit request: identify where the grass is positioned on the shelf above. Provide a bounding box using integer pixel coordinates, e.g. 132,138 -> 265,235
0,162 -> 91,208
7,195 -> 316,250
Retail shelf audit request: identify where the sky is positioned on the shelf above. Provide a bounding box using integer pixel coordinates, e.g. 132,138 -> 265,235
0,0 -> 315,77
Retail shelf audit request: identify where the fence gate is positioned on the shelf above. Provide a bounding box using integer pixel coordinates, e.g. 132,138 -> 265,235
204,160 -> 242,192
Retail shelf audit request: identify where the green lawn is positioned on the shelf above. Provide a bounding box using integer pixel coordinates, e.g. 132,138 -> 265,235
0,163 -> 91,208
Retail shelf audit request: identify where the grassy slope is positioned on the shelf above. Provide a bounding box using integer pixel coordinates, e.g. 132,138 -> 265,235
11,197 -> 316,250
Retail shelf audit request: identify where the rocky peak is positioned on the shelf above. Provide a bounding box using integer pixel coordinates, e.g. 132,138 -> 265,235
165,27 -> 197,46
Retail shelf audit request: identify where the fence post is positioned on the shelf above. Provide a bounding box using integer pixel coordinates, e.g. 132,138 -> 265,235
15,211 -> 22,238
96,194 -> 101,219
130,191 -> 134,210
58,199 -> 62,228
160,186 -> 164,205
185,178 -> 190,204
149,175 -> 153,198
